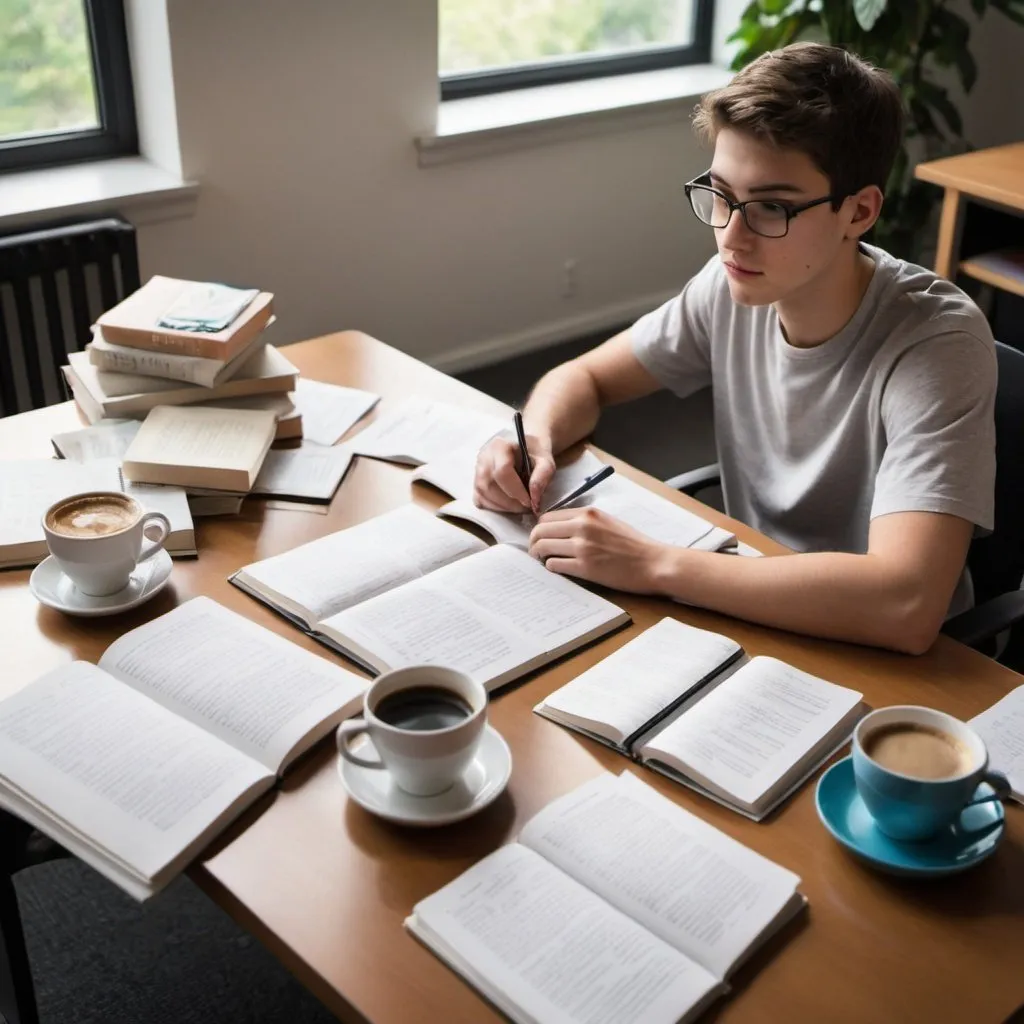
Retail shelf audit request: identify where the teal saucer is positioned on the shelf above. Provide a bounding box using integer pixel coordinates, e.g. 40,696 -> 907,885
815,756 -> 1005,877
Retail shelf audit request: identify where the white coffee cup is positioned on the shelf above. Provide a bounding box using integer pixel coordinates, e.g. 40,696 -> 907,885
336,665 -> 487,797
42,490 -> 171,597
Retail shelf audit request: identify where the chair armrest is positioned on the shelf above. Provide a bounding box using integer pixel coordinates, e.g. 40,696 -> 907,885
941,591 -> 1024,649
664,462 -> 721,497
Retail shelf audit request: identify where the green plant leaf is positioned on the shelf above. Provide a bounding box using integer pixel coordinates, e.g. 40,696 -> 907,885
853,0 -> 887,31
990,0 -> 1024,25
917,80 -> 963,137
954,48 -> 978,92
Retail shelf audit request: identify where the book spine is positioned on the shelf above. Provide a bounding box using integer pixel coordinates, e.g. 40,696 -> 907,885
88,345 -> 216,387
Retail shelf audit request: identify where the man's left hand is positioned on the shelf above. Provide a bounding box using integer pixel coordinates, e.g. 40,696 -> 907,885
528,506 -> 667,592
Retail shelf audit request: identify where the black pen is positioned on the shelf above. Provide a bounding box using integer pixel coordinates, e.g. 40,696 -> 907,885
513,410 -> 532,491
542,465 -> 615,513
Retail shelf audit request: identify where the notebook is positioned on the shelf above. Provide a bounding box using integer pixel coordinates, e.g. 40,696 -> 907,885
406,770 -> 806,1024
534,618 -> 866,819
121,405 -> 278,491
0,597 -> 365,900
230,504 -> 630,689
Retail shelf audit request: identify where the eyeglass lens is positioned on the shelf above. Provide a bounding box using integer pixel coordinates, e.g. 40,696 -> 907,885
689,188 -> 790,238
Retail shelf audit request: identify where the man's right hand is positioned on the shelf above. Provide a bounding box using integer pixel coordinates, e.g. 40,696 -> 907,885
473,433 -> 556,513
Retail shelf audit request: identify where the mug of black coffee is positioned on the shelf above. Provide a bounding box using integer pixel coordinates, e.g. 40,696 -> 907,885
336,666 -> 487,796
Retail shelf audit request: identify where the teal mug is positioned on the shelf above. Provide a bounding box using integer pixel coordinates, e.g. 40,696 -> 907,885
852,706 -> 1010,842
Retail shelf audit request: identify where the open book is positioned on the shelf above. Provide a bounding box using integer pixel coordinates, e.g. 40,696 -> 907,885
0,596 -> 365,900
534,618 -> 865,820
0,458 -> 122,568
407,770 -> 805,1024
414,448 -> 736,553
970,685 -> 1024,804
230,504 -> 630,690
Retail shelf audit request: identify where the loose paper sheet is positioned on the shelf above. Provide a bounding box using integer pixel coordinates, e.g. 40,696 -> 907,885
293,378 -> 380,447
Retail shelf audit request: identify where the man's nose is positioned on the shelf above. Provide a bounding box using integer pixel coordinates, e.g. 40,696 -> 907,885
717,207 -> 756,250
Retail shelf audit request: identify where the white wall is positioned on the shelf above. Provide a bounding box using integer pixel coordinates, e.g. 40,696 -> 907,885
132,0 -> 1024,369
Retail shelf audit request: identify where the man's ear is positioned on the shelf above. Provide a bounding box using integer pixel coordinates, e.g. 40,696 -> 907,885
844,184 -> 884,240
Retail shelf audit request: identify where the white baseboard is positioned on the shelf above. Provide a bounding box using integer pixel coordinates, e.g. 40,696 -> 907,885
428,288 -> 677,374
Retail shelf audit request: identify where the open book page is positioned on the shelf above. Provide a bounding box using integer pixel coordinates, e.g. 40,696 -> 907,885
535,618 -> 743,747
518,772 -> 802,981
51,419 -> 141,462
638,657 -> 863,813
583,475 -> 734,551
252,443 -> 353,501
292,378 -> 380,446
98,597 -> 366,772
0,661 -> 271,893
234,505 -> 487,627
0,458 -> 123,563
349,398 -> 505,466
320,544 -> 628,688
407,842 -> 721,1024
970,685 -> 1024,802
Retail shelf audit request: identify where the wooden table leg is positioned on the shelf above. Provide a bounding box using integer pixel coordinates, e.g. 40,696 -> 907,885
934,187 -> 965,280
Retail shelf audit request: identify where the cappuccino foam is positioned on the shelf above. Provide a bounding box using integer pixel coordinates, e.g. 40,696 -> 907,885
47,494 -> 138,538
863,723 -> 973,780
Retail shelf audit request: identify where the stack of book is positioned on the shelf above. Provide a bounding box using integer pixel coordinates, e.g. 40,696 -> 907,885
62,276 -> 302,442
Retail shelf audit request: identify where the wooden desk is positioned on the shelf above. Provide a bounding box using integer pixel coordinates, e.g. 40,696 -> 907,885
915,142 -> 1024,297
3,331 -> 1024,1024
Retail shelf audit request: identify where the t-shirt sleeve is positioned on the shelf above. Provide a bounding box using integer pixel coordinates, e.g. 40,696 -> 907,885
872,331 -> 996,532
630,256 -> 719,399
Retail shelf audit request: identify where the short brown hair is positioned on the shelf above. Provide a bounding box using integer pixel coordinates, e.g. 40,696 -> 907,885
692,43 -> 904,204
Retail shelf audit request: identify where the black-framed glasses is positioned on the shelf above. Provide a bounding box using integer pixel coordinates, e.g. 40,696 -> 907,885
684,172 -> 840,238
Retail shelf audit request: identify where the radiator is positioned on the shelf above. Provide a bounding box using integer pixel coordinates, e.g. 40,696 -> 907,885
0,218 -> 140,416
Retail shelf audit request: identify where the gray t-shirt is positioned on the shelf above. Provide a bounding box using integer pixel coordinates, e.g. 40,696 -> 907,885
632,244 -> 996,578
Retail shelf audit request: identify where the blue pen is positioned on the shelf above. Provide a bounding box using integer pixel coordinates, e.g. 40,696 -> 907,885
542,465 -> 615,513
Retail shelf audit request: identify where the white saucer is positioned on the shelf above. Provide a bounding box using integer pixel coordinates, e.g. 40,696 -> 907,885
29,549 -> 174,617
338,725 -> 512,827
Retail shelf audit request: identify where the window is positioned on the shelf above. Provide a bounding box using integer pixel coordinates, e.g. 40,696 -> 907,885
439,0 -> 713,100
0,0 -> 136,173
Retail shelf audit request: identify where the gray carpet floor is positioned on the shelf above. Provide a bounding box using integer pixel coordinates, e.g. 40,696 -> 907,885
14,328 -> 718,1024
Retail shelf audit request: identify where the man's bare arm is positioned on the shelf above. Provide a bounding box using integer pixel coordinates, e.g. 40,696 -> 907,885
521,328 -> 663,452
475,329 -> 663,511
530,507 -> 973,654
647,510 -> 973,654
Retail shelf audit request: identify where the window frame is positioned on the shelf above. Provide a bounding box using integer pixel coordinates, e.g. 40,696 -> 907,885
0,0 -> 138,175
440,0 -> 714,101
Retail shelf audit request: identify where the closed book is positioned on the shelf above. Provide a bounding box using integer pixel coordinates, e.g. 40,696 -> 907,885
86,318 -> 274,388
122,405 -> 277,492
95,276 -> 274,360
190,391 -> 303,442
62,346 -> 298,423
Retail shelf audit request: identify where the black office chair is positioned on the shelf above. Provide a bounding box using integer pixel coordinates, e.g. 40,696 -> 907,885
0,217 -> 140,416
665,340 -> 1024,661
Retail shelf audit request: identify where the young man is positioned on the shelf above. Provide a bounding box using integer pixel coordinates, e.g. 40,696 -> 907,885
473,42 -> 996,656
